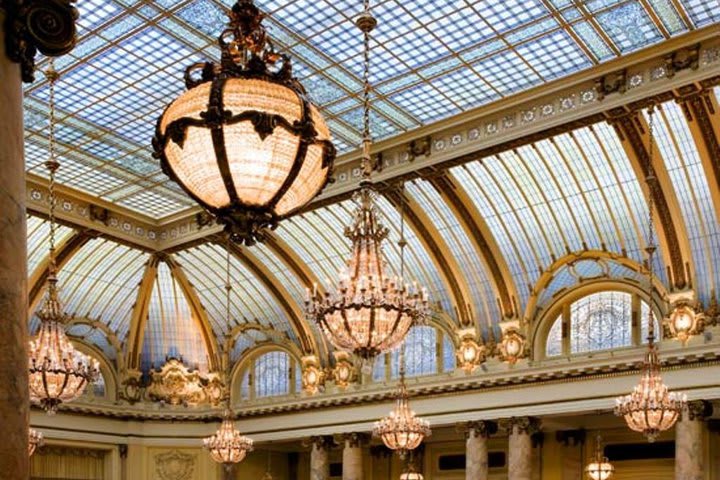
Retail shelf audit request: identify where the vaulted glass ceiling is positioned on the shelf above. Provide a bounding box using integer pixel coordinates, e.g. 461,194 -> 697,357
21,0 -> 718,218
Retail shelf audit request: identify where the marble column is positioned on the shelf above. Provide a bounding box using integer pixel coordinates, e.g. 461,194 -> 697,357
341,433 -> 367,480
675,401 -> 712,480
0,11 -> 29,479
462,421 -> 497,480
507,417 -> 540,480
310,436 -> 334,480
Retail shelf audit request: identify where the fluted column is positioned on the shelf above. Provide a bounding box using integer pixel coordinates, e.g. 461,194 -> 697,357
676,401 -> 712,480
0,11 -> 29,479
341,433 -> 367,480
506,417 -> 540,480
309,436 -> 334,480
460,421 -> 497,480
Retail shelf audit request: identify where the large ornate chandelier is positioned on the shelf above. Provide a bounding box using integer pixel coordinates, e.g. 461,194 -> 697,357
28,61 -> 99,415
204,239 -> 254,468
585,435 -> 614,480
28,428 -> 44,457
373,345 -> 431,458
305,0 -> 428,361
614,106 -> 685,442
154,0 -> 336,245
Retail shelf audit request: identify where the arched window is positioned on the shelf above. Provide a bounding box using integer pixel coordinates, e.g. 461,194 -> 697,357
254,351 -> 290,397
372,326 -> 456,381
442,333 -> 456,372
544,290 -> 658,358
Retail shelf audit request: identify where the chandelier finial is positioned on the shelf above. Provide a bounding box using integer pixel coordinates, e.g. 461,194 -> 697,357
28,59 -> 100,414
614,104 -> 686,441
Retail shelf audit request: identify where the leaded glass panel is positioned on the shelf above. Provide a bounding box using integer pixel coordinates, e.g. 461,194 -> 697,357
391,326 -> 437,378
254,351 -> 290,398
570,291 -> 632,353
546,315 -> 563,357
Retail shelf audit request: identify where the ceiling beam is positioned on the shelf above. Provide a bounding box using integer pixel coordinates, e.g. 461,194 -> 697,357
218,236 -> 321,357
428,172 -> 520,320
605,104 -> 693,291
163,254 -> 221,372
674,78 -> 720,226
28,230 -> 96,313
125,255 -> 160,371
384,188 -> 475,327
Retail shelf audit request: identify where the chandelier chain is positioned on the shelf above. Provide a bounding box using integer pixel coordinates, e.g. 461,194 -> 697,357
645,106 -> 657,344
224,236 -> 233,406
360,0 -> 372,178
399,183 -> 406,281
46,59 -> 60,271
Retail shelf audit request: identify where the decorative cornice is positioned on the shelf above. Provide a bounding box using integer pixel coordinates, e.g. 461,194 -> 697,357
2,0 -> 78,82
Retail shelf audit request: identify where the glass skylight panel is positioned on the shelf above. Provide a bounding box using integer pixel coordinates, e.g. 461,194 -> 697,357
141,262 -> 210,373
677,0 -> 719,27
27,216 -> 74,276
595,1 -> 663,53
372,0 -> 422,43
472,50 -> 542,94
430,68 -> 498,111
176,0 -> 227,37
384,28 -> 451,72
647,0 -> 688,34
428,6 -> 493,52
76,0 -> 122,32
537,265 -> 576,307
406,180 -> 501,325
251,243 -> 307,307
389,83 -> 460,124
516,30 -> 592,80
477,0 -> 550,34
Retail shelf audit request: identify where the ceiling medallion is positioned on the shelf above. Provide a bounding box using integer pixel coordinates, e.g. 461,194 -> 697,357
153,0 -> 336,245
332,351 -> 356,389
585,435 -> 614,480
301,356 -> 325,395
373,344 -> 431,458
305,0 -> 428,362
204,239 -> 254,466
614,106 -> 685,442
28,61 -> 99,414
498,321 -> 526,365
28,428 -> 44,457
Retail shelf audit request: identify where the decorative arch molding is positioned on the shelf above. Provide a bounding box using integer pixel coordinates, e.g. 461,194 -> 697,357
224,323 -> 302,359
229,342 -> 302,404
66,317 -> 125,373
530,280 -> 669,362
525,250 -> 672,325
69,338 -> 119,402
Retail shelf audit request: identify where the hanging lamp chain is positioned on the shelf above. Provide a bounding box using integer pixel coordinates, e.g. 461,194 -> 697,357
399,183 -> 407,281
45,59 -> 61,276
224,236 -> 233,407
645,105 -> 657,345
357,0 -> 376,179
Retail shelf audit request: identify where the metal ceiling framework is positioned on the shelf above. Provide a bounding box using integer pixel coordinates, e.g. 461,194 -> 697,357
21,0 -> 720,375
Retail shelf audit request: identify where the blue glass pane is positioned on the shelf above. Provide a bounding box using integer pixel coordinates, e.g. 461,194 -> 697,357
570,291 -> 632,353
546,315 -> 563,356
595,1 -> 663,53
255,351 -> 290,397
391,326 -> 437,379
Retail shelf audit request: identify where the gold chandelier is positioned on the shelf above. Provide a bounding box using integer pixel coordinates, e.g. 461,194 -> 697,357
204,239 -> 254,467
154,0 -> 336,245
585,435 -> 614,480
28,428 -> 44,457
373,344 -> 431,458
614,106 -> 685,442
28,61 -> 99,414
305,0 -> 428,361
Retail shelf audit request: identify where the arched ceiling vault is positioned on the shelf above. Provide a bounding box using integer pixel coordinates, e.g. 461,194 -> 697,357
125,255 -> 159,371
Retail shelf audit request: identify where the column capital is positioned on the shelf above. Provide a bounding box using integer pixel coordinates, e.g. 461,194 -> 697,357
2,0 -> 79,82
303,435 -> 336,451
686,400 -> 713,421
338,432 -> 370,448
502,416 -> 541,435
457,420 -> 498,439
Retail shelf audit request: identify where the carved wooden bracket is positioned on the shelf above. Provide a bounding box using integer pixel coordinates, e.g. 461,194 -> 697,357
594,69 -> 627,101
89,204 -> 110,225
2,0 -> 78,82
407,136 -> 431,161
664,43 -> 700,79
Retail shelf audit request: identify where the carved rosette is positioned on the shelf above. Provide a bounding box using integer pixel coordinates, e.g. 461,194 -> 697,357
3,0 -> 79,82
154,450 -> 196,480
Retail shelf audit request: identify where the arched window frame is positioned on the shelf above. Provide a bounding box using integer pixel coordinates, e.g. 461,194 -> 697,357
230,344 -> 300,402
70,339 -> 117,402
533,282 -> 666,361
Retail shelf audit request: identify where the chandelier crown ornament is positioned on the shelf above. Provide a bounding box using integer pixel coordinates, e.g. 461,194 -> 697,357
28,428 -> 44,457
585,435 -> 614,480
614,105 -> 686,442
204,239 -> 254,466
153,0 -> 336,245
28,60 -> 100,415
305,0 -> 428,360
373,344 -> 431,458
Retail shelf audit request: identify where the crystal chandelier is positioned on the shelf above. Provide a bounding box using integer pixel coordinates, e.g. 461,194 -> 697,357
154,0 -> 336,245
28,428 -> 44,457
614,106 -> 685,442
373,344 -> 431,458
305,0 -> 428,361
204,239 -> 254,467
585,435 -> 614,480
28,61 -> 100,414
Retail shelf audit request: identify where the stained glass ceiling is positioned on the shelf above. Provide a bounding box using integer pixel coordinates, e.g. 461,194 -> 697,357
21,0 -> 718,218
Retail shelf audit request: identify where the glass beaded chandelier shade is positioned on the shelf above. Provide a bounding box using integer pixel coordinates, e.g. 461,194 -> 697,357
154,0 -> 336,245
613,106 -> 685,442
28,62 -> 99,415
305,0 -> 428,361
585,436 -> 614,480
